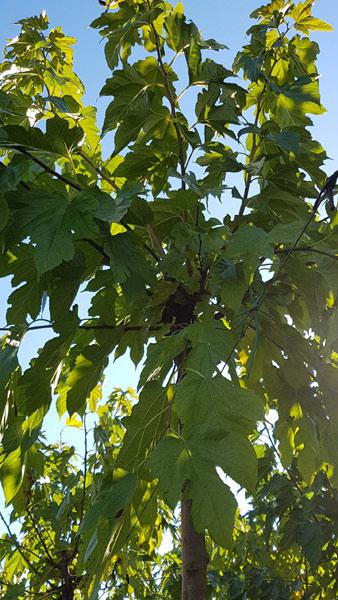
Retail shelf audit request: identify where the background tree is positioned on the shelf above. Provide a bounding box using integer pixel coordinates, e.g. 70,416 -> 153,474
0,1 -> 338,598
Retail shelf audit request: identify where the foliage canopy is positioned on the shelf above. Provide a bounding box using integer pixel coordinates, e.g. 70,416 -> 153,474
0,0 -> 338,598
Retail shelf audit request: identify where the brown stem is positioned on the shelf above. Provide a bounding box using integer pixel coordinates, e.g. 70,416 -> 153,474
181,498 -> 208,600
61,551 -> 74,600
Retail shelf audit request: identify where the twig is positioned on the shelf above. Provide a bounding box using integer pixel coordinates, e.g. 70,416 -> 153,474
0,510 -> 41,577
82,238 -> 110,263
236,48 -> 286,220
12,146 -> 81,191
146,0 -> 186,190
237,96 -> 263,219
125,483 -> 159,544
26,506 -> 60,570
0,323 -> 161,333
275,246 -> 338,260
78,152 -> 161,260
76,149 -> 119,192
73,414 -> 88,557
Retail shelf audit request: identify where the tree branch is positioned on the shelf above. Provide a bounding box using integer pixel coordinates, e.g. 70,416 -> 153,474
26,506 -> 60,570
275,246 -> 338,260
81,238 -> 110,263
0,323 -> 161,333
12,146 -> 81,191
0,510 -> 42,577
76,149 -> 119,192
13,147 -> 161,262
73,414 -> 88,558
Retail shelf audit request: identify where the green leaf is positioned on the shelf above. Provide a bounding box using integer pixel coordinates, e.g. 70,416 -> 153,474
0,448 -> 23,504
118,382 -> 169,471
81,472 -> 137,534
185,320 -> 235,377
148,436 -> 190,509
15,192 -> 73,274
295,16 -> 333,33
0,118 -> 84,157
49,252 -> 86,322
79,187 -> 133,224
0,195 -> 9,231
105,231 -> 154,300
0,343 -> 19,393
189,467 -> 236,547
227,224 -> 274,282
60,341 -> 118,415
139,331 -> 187,387
187,431 -> 258,494
175,373 -> 264,436
15,191 -> 97,274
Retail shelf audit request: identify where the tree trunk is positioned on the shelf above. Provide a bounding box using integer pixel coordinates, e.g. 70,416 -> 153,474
181,498 -> 209,599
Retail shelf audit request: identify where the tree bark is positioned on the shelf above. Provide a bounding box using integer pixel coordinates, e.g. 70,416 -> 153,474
181,498 -> 209,599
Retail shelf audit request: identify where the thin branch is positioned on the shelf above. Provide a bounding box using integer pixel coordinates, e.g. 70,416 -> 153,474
146,0 -> 186,190
80,414 -> 88,524
26,506 -> 60,570
77,151 -> 161,260
275,246 -> 338,260
237,96 -> 262,219
125,483 -> 159,544
0,511 -> 41,577
122,221 -> 161,261
76,149 -> 119,192
236,50 -> 283,220
12,146 -> 81,191
81,238 -> 110,263
73,414 -> 88,557
0,323 -> 161,333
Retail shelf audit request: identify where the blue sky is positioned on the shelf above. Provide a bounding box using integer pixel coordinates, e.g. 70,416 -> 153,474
1,0 -> 338,425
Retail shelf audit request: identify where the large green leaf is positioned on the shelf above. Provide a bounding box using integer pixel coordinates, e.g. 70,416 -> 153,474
187,430 -> 258,494
175,373 -> 264,436
227,224 -> 274,282
0,118 -> 84,157
15,191 -> 97,274
189,467 -> 236,547
117,382 -> 169,471
59,336 -> 119,416
0,448 -> 24,504
184,320 -> 235,377
81,472 -> 137,534
0,343 -> 19,392
148,436 -> 190,509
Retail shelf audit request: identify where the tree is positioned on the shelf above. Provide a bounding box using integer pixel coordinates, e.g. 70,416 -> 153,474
0,0 -> 338,598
